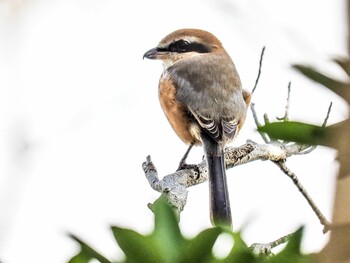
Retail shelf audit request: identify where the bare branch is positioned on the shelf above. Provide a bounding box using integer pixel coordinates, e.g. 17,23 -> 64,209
268,232 -> 292,249
142,155 -> 161,192
142,140 -> 313,214
277,82 -> 291,121
273,160 -> 332,233
285,144 -> 317,156
251,103 -> 270,143
245,81 -> 332,232
322,102 -> 333,127
252,46 -> 266,94
250,232 -> 292,256
263,113 -> 270,126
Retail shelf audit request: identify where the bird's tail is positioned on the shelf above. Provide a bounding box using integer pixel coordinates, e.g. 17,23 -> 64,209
201,134 -> 232,228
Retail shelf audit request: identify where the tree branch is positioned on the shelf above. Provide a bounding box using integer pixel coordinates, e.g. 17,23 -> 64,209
252,46 -> 266,95
273,160 -> 332,233
250,83 -> 333,233
277,82 -> 291,121
250,232 -> 292,256
142,140 -> 311,213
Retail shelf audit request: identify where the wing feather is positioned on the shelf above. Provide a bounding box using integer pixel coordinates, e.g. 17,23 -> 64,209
166,55 -> 243,144
221,117 -> 238,140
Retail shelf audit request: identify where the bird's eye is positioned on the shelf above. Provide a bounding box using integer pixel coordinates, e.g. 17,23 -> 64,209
169,40 -> 190,53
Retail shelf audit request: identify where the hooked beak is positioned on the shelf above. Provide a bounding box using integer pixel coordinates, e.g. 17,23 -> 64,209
143,47 -> 161,60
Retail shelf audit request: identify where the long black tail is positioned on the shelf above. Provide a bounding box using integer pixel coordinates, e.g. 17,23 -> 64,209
201,133 -> 232,228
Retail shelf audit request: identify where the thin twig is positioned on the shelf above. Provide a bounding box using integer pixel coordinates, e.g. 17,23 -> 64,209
294,102 -> 332,155
296,145 -> 317,155
250,232 -> 292,256
277,82 -> 291,121
263,113 -> 270,125
322,102 -> 333,127
252,46 -> 266,94
251,103 -> 270,143
249,47 -> 268,142
285,144 -> 315,156
268,232 -> 292,249
273,160 -> 331,233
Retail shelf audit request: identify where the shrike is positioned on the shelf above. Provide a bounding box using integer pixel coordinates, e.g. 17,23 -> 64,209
144,29 -> 250,227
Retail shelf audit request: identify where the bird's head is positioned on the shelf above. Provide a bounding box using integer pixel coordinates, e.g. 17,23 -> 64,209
143,29 -> 223,69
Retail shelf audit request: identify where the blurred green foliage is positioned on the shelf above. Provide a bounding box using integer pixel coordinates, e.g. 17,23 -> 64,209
68,198 -> 312,263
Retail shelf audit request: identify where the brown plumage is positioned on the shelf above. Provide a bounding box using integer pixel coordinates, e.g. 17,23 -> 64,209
144,29 -> 250,227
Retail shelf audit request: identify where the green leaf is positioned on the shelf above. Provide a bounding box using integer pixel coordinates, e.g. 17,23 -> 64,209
68,234 -> 112,263
178,227 -> 223,263
150,197 -> 184,260
282,227 -> 303,255
258,121 -> 327,146
265,228 -> 311,263
68,251 -> 92,263
111,226 -> 163,263
293,64 -> 350,102
222,232 -> 256,263
333,57 -> 350,77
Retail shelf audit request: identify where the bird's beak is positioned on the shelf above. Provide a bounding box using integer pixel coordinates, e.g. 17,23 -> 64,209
143,47 -> 160,60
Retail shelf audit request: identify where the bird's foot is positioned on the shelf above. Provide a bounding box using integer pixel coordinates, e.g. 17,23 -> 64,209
176,143 -> 195,171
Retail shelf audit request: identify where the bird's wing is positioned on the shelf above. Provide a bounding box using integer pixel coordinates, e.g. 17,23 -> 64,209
188,106 -> 238,144
188,107 -> 221,141
167,55 -> 242,144
221,116 -> 238,141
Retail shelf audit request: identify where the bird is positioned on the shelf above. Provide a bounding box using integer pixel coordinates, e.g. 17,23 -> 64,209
143,29 -> 250,228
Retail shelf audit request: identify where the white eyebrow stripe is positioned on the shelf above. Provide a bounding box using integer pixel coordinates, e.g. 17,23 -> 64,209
180,36 -> 202,43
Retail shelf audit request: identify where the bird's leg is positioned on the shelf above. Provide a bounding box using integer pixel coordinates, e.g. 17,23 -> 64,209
177,143 -> 197,171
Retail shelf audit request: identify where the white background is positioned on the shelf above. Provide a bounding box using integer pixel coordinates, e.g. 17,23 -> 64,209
0,0 -> 348,262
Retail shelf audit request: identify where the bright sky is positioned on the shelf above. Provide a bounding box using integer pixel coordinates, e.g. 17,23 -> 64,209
0,0 -> 348,262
